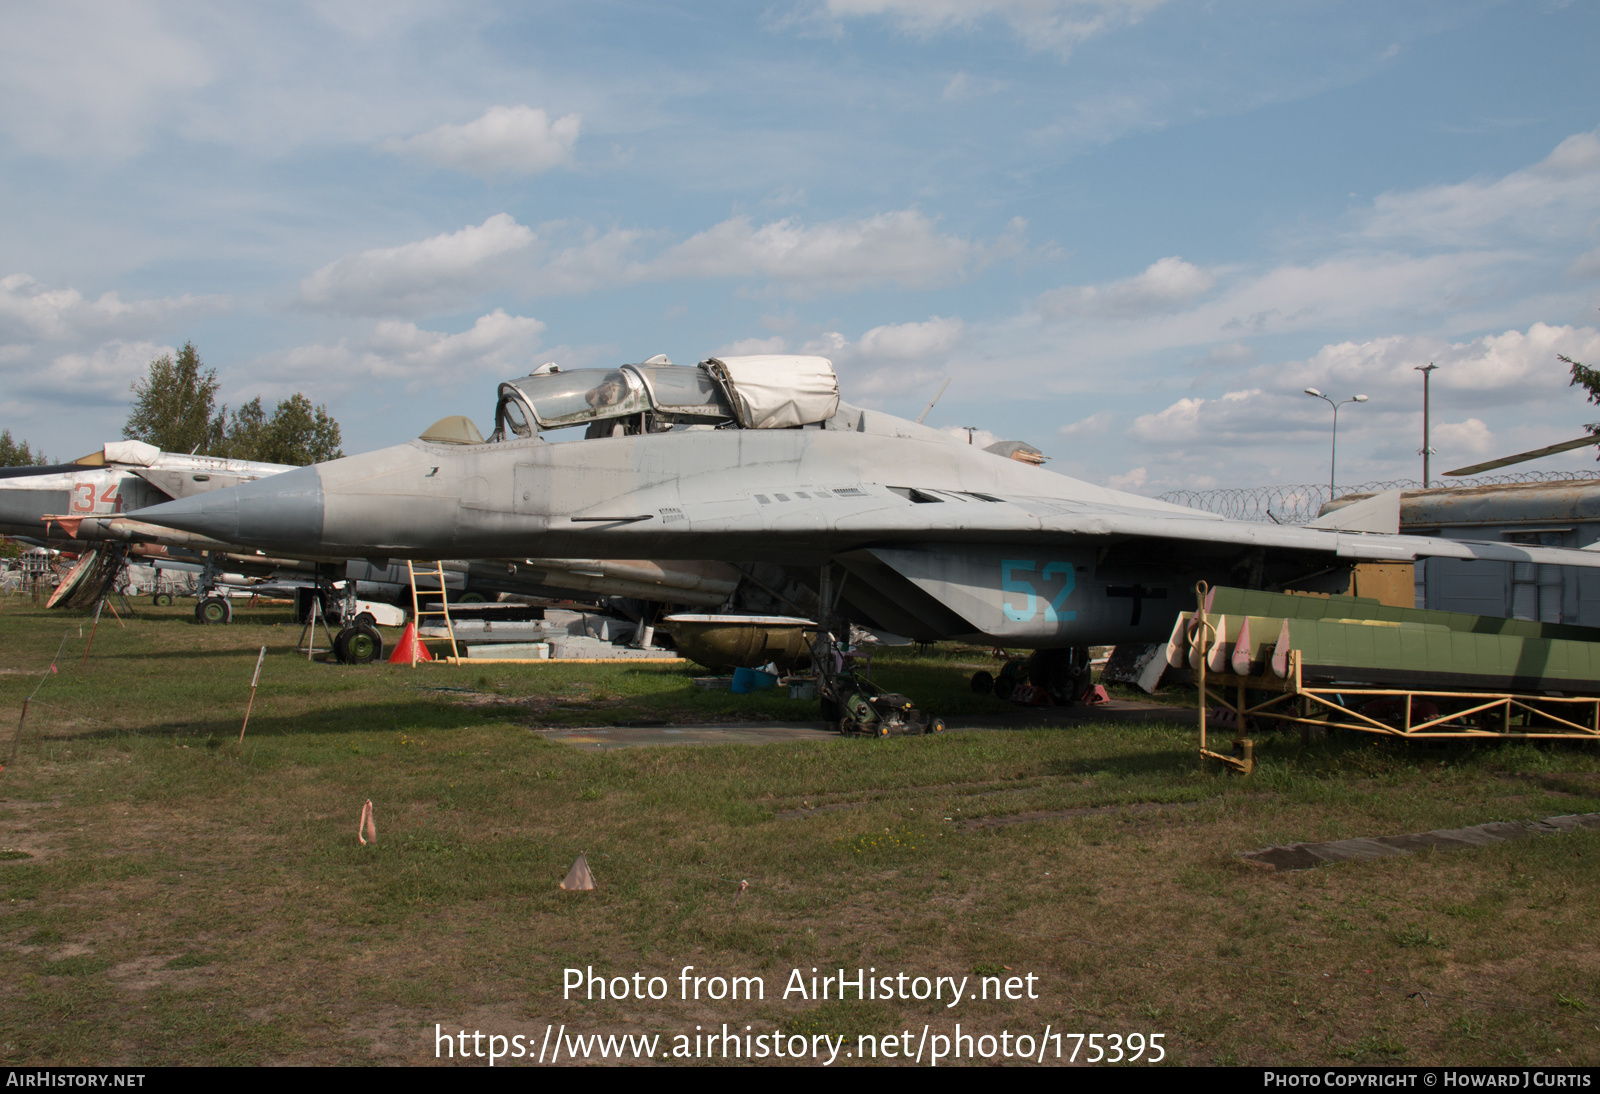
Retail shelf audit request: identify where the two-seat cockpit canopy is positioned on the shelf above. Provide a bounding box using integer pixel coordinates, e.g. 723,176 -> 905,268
492,357 -> 735,441
421,354 -> 841,445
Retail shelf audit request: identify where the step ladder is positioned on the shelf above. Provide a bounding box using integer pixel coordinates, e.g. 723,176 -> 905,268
406,560 -> 460,664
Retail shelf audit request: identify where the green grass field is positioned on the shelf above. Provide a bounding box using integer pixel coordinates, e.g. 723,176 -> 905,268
1,597 -> 1598,1067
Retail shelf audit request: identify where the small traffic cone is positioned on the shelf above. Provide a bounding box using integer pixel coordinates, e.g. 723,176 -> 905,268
388,622 -> 432,664
560,853 -> 596,891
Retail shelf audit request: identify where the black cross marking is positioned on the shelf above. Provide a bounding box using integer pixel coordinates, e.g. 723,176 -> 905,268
1105,585 -> 1168,626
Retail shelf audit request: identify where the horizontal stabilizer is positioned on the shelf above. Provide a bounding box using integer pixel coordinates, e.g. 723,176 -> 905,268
1307,489 -> 1401,534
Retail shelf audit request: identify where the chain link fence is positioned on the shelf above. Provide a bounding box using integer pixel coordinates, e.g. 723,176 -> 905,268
1158,470 -> 1600,524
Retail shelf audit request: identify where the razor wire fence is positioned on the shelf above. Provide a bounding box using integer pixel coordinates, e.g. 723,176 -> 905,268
1158,470 -> 1600,525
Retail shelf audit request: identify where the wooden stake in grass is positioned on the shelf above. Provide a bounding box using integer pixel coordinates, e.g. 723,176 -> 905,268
11,629 -> 70,766
358,799 -> 377,846
238,646 -> 267,746
7,697 -> 27,769
81,600 -> 105,666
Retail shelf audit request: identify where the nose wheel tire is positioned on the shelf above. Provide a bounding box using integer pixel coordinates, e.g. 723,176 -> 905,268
334,624 -> 384,665
195,596 -> 232,625
152,592 -> 173,607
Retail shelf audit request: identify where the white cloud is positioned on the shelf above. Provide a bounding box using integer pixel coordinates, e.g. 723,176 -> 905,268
941,71 -> 1007,101
1127,389 -> 1263,446
297,210 -> 1007,314
1193,341 -> 1257,369
716,336 -> 789,356
1432,418 -> 1494,456
1037,256 -> 1216,319
41,340 -> 175,403
298,214 -> 536,315
639,210 -> 980,292
525,225 -> 649,296
1263,322 -> 1600,406
0,1 -> 213,158
1570,246 -> 1600,281
786,317 -> 963,403
1059,410 -> 1113,436
1105,466 -> 1148,491
384,105 -> 581,176
820,0 -> 1168,57
1104,322 -> 1600,491
1362,128 -> 1600,247
0,274 -> 230,433
858,316 -> 965,359
0,274 -> 227,342
271,310 -> 546,392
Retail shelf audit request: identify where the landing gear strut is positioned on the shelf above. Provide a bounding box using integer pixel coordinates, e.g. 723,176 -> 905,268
813,564 -> 942,737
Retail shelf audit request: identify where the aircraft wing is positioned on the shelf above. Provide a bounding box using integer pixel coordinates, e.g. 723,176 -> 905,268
609,482 -> 1600,570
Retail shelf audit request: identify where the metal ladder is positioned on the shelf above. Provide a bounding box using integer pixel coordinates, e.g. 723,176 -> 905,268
406,560 -> 460,664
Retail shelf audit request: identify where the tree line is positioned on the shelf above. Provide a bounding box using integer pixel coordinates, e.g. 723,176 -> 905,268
121,342 -> 343,465
2,342 -> 343,470
0,431 -> 47,467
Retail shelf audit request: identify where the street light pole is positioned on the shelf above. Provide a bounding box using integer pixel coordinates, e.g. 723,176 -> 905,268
1414,362 -> 1438,488
1304,388 -> 1369,500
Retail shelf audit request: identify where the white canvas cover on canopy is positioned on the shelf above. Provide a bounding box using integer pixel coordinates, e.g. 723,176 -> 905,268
101,440 -> 161,466
705,355 -> 839,429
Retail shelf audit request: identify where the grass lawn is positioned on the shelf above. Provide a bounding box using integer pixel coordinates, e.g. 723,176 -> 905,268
1,597 -> 1598,1067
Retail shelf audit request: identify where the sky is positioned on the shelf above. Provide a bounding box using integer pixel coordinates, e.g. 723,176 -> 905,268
2,0 -> 1598,496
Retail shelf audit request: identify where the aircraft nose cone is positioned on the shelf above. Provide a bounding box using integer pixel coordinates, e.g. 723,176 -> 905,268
136,465 -> 324,552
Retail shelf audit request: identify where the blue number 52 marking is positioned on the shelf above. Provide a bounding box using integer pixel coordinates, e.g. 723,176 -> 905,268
1001,560 -> 1076,623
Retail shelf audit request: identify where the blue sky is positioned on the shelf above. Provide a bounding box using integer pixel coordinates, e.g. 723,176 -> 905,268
3,0 -> 1598,494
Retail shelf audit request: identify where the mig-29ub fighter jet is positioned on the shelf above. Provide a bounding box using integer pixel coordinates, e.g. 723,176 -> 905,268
131,354 -> 1600,690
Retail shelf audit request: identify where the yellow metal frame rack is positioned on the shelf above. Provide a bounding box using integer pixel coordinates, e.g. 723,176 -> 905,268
1185,583 -> 1600,776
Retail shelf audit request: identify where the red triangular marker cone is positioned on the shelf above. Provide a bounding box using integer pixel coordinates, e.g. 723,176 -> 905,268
388,622 -> 432,663
560,853 -> 596,891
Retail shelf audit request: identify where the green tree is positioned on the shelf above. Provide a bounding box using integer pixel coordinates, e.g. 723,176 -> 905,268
0,429 -> 47,467
221,397 -> 268,460
123,342 -> 225,454
217,393 -> 343,464
257,393 -> 343,465
1563,354 -> 1600,456
123,343 -> 345,465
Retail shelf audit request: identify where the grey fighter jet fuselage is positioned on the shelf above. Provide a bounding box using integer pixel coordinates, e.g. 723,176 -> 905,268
0,439 -> 747,611
132,354 -> 1600,648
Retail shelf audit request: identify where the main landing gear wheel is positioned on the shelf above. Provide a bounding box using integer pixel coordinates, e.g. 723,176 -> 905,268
195,596 -> 232,625
334,624 -> 384,665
